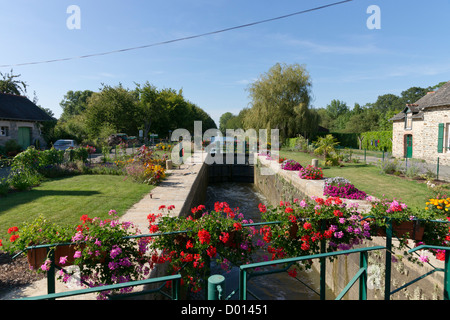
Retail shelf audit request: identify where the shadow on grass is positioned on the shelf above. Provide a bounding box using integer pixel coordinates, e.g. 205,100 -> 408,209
0,189 -> 101,213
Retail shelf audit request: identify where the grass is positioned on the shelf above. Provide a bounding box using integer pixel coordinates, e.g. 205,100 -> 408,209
0,175 -> 154,240
280,149 -> 433,210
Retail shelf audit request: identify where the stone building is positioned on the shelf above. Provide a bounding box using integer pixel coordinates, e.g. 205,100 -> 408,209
0,93 -> 55,150
390,80 -> 450,165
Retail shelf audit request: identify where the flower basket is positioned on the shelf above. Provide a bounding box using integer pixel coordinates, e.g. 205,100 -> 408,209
376,220 -> 425,241
27,247 -> 48,270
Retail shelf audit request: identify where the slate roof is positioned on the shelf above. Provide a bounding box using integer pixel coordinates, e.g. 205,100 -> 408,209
0,93 -> 55,121
390,80 -> 450,121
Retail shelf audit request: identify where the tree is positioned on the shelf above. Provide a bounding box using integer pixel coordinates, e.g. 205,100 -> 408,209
84,84 -> 140,140
59,90 -> 94,121
219,112 -> 234,134
0,69 -> 27,95
245,63 -> 317,140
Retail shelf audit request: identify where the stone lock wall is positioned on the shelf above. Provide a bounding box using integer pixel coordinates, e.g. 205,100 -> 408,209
254,156 -> 445,300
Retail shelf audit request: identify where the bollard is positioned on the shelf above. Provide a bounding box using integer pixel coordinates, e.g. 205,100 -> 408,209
207,274 -> 225,300
166,159 -> 173,170
312,159 -> 319,167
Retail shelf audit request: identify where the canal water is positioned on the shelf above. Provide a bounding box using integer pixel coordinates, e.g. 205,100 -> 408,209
204,182 -> 334,300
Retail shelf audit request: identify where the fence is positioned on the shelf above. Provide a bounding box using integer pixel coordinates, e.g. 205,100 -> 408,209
10,217 -> 450,301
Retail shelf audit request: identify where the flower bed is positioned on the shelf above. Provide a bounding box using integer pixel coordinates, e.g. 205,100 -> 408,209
323,177 -> 367,200
281,159 -> 303,171
259,197 -> 372,271
147,204 -> 261,293
299,165 -> 323,180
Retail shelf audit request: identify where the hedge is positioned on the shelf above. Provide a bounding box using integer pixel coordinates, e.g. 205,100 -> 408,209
360,131 -> 392,152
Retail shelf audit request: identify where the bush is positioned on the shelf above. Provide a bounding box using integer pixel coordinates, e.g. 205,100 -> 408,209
376,159 -> 401,175
7,168 -> 42,191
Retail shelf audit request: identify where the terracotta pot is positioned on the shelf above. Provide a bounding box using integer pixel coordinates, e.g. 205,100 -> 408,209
377,221 -> 424,241
27,247 -> 48,270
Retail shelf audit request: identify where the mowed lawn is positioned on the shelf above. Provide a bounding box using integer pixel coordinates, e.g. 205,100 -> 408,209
280,149 -> 432,211
0,175 -> 154,239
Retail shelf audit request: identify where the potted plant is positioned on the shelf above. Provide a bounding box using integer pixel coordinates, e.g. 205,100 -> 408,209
1,211 -> 153,300
259,196 -> 372,271
65,210 -> 152,299
365,197 -> 425,241
1,215 -> 73,271
148,203 -> 261,293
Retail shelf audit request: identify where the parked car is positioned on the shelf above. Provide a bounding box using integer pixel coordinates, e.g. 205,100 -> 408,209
53,139 -> 78,150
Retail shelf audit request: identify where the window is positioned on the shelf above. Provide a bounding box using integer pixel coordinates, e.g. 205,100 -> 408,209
0,126 -> 9,136
404,111 -> 412,130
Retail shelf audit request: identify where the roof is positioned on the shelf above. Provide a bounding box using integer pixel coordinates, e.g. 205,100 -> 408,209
0,93 -> 55,122
390,80 -> 450,121
414,80 -> 450,109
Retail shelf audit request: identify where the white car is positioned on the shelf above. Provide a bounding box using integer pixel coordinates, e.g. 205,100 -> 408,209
53,139 -> 78,150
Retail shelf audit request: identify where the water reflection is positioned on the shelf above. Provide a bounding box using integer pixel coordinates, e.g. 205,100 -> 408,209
204,182 -> 331,300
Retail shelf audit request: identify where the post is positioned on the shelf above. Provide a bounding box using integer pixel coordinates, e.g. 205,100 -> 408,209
437,157 -> 440,180
208,274 -> 226,300
320,220 -> 326,300
359,251 -> 368,300
384,218 -> 392,300
364,149 -> 366,163
445,250 -> 450,300
47,247 -> 55,299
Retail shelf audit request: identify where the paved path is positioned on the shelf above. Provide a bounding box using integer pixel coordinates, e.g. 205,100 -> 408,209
0,155 -> 205,300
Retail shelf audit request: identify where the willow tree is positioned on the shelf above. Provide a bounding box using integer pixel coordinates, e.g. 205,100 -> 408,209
245,63 -> 318,141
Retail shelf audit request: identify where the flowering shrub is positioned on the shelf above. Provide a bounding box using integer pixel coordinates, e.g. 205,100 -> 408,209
259,197 -> 371,271
0,215 -> 72,259
0,211 -> 153,300
118,145 -> 166,185
299,165 -> 323,180
323,177 -> 367,200
148,203 -> 260,292
281,159 -> 303,171
366,197 -> 450,262
64,210 -> 152,299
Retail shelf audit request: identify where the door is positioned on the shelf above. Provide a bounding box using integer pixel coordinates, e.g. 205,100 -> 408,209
405,134 -> 413,158
18,127 -> 31,149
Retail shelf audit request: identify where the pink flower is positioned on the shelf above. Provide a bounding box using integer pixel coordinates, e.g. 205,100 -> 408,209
59,256 -> 68,265
74,251 -> 82,258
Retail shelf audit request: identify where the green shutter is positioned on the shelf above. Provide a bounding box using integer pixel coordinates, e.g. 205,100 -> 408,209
438,123 -> 445,153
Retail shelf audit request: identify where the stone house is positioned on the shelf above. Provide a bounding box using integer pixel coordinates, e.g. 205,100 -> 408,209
390,80 -> 450,165
0,93 -> 55,150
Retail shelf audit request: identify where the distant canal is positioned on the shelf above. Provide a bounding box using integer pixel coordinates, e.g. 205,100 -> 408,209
204,182 -> 334,300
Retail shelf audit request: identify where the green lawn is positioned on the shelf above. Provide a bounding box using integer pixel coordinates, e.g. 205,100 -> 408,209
0,175 -> 154,239
280,149 -> 433,210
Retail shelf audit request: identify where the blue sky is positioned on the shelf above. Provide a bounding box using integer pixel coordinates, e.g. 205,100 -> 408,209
1,0 -> 450,127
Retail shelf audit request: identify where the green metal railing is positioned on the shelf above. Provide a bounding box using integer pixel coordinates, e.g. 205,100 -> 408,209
10,219 -> 450,300
238,246 -> 385,300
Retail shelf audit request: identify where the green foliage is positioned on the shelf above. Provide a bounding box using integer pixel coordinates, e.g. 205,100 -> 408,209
361,131 -> 392,152
313,134 -> 339,158
244,63 -> 319,140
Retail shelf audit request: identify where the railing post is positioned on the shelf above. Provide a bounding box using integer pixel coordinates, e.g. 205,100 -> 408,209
47,247 -> 55,298
320,220 -> 326,300
239,268 -> 247,300
359,251 -> 368,300
384,218 -> 392,300
445,250 -> 450,300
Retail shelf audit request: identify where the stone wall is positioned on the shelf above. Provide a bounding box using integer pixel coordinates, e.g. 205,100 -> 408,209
254,155 -> 445,300
0,120 -> 47,149
392,107 -> 450,166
